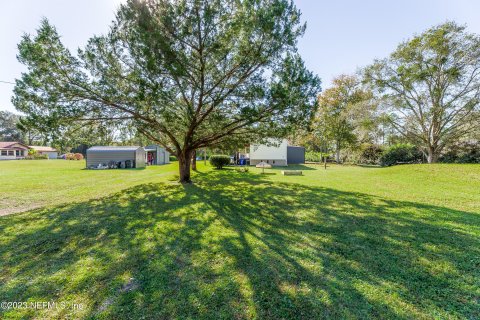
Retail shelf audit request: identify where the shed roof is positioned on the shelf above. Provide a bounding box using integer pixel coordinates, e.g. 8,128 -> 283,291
87,146 -> 144,152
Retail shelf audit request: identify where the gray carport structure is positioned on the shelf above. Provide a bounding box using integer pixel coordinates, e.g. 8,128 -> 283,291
86,146 -> 146,168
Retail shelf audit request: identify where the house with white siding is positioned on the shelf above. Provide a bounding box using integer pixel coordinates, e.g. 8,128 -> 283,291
0,142 -> 29,160
250,139 -> 289,166
249,139 -> 305,166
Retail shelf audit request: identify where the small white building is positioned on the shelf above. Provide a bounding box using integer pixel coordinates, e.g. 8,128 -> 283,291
250,139 -> 288,166
29,146 -> 58,159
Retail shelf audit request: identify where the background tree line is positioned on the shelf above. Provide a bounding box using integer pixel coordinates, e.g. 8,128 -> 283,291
297,22 -> 480,166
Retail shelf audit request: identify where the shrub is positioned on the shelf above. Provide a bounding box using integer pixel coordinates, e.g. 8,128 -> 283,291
305,151 -> 332,163
359,144 -> 384,165
380,143 -> 422,166
235,167 -> 249,173
24,154 -> 48,160
65,153 -> 83,160
169,155 -> 177,161
305,151 -> 322,162
27,149 -> 37,156
439,141 -> 480,163
209,154 -> 231,169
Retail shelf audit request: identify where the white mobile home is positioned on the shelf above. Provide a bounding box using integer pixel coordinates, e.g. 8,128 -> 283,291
249,139 -> 306,166
250,139 -> 288,166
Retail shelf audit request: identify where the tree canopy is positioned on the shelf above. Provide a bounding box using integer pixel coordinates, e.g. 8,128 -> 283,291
315,75 -> 373,163
0,111 -> 23,142
13,0 -> 320,182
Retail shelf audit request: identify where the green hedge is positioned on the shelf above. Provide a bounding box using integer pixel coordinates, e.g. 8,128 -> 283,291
24,154 -> 49,160
305,152 -> 332,163
439,142 -> 480,163
209,154 -> 230,169
305,151 -> 323,162
380,143 -> 422,166
359,144 -> 384,165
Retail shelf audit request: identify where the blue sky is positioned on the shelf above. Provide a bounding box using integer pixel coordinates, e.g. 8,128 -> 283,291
1,0 -> 480,113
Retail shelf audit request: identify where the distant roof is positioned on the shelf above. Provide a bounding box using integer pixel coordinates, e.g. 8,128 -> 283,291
29,146 -> 57,152
87,146 -> 143,152
0,141 -> 30,149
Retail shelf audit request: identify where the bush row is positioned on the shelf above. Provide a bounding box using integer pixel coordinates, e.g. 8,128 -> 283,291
352,143 -> 422,166
379,144 -> 422,166
439,142 -> 480,163
355,141 -> 480,166
24,154 -> 49,160
305,151 -> 334,163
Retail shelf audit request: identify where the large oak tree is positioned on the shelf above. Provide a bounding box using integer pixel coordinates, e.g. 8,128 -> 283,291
365,22 -> 480,163
13,0 -> 320,182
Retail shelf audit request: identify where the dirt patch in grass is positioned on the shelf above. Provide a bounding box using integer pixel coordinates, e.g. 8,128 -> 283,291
0,200 -> 43,216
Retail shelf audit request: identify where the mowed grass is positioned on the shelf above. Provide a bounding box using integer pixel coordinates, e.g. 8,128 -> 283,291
0,161 -> 479,319
0,160 -> 177,215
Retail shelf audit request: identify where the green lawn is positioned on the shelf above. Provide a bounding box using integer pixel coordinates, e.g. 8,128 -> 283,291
1,160 -> 479,319
0,160 -> 177,215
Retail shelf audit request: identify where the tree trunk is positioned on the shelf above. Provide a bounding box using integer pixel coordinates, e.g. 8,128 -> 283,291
427,146 -> 439,164
178,150 -> 192,183
191,150 -> 197,171
335,141 -> 341,164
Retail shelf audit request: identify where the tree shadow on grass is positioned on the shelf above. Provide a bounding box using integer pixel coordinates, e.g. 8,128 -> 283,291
0,170 -> 479,319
